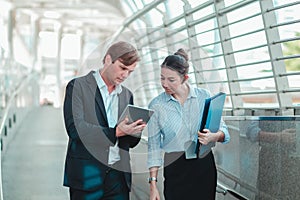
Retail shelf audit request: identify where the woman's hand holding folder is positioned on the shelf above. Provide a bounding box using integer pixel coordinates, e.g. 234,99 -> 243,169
197,129 -> 225,145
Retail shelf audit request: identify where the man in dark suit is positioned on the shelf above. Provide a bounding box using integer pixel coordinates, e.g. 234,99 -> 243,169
63,41 -> 146,200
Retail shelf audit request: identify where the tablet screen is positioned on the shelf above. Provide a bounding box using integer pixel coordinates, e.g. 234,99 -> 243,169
118,105 -> 154,124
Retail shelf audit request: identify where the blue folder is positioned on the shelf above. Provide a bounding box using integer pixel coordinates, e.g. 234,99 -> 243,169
195,92 -> 226,158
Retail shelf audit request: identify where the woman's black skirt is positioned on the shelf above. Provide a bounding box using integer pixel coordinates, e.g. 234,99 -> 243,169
163,151 -> 217,200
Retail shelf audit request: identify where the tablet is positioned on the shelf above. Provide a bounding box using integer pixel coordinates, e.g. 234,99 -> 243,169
118,105 -> 154,124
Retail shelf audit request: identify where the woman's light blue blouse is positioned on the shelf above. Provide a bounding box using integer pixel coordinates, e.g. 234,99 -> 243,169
147,86 -> 230,169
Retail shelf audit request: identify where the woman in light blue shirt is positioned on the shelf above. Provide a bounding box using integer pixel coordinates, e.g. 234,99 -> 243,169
147,49 -> 230,200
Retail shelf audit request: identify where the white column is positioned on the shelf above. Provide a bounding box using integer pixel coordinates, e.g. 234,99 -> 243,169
214,0 -> 243,115
54,23 -> 63,108
259,0 -> 293,115
31,14 -> 40,71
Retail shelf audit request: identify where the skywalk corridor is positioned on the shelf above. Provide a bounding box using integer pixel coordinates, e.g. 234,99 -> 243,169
0,0 -> 299,199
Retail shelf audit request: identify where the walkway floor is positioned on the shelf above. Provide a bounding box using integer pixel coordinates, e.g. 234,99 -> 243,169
1,106 -> 163,200
2,106 -> 69,200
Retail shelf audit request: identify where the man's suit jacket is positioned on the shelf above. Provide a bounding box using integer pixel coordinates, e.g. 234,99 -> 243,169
63,71 -> 141,191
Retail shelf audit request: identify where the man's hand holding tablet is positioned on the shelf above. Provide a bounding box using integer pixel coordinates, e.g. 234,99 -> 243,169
116,105 -> 154,137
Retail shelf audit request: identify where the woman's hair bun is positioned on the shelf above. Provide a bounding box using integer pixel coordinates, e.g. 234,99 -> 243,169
174,48 -> 189,61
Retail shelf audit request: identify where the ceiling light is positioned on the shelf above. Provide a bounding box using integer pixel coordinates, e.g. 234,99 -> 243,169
43,11 -> 61,19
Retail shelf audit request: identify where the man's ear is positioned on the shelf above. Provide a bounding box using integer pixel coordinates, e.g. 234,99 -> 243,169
104,54 -> 113,64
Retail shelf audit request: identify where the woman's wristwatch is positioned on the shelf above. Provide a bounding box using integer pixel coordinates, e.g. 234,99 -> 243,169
148,177 -> 158,183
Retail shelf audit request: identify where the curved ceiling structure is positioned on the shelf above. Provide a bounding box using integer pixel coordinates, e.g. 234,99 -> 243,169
0,0 -> 299,113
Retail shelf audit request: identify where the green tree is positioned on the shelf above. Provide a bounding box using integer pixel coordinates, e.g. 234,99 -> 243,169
283,32 -> 300,71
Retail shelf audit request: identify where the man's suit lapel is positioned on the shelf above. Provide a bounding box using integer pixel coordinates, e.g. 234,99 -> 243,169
86,71 -> 108,126
118,86 -> 133,119
118,89 -> 127,119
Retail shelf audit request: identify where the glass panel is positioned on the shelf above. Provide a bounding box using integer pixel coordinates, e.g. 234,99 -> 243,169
205,82 -> 230,95
290,76 -> 300,105
201,69 -> 227,82
134,0 -> 145,9
224,0 -> 243,8
61,34 -> 80,59
196,30 -> 219,47
140,47 -> 152,63
273,0 -> 300,6
226,2 -> 261,23
288,74 -> 300,89
194,18 -> 216,33
189,0 -> 212,8
214,54 -> 226,69
251,78 -> 276,90
231,32 -> 267,52
234,50 -> 269,67
0,20 -> 8,50
282,37 -> 300,72
200,52 -> 226,69
164,0 -> 184,18
278,23 -> 300,41
275,7 -> 300,40
228,16 -> 264,38
146,8 -> 164,27
215,118 -> 300,199
275,7 -> 300,25
192,3 -> 214,19
242,93 -> 278,107
170,18 -> 185,29
39,31 -> 58,58
156,3 -> 166,13
122,0 -> 137,15
168,29 -> 189,51
237,63 -> 273,80
143,0 -> 154,4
